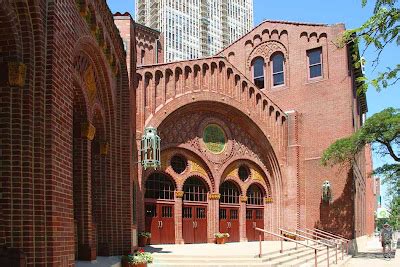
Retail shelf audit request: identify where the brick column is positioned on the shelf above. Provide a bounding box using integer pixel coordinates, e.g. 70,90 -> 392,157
73,122 -> 96,261
240,196 -> 248,241
175,191 -> 184,244
208,193 -> 221,243
265,197 -> 274,240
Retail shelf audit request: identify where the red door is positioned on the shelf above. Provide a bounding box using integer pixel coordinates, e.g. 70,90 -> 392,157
219,207 -> 240,242
246,209 -> 264,241
145,203 -> 175,244
182,205 -> 207,243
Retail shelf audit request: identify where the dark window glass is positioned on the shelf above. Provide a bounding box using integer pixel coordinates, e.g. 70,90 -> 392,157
247,184 -> 264,206
145,205 -> 157,217
230,209 -> 238,220
220,209 -> 227,219
220,181 -> 240,204
246,210 -> 253,219
307,48 -> 322,78
145,173 -> 175,200
171,155 -> 187,174
253,58 -> 265,89
183,176 -> 208,202
238,165 -> 250,181
272,53 -> 285,86
256,210 -> 263,219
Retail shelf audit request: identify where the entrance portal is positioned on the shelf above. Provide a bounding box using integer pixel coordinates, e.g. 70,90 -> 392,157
246,184 -> 265,241
219,181 -> 240,242
182,176 -> 209,243
144,173 -> 175,244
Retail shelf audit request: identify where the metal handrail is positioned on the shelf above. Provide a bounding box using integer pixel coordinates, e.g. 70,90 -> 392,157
255,228 -> 321,267
314,228 -> 350,242
305,228 -> 349,255
280,228 -> 334,267
296,229 -> 339,263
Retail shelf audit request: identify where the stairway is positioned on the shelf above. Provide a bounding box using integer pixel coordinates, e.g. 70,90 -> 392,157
147,241 -> 352,267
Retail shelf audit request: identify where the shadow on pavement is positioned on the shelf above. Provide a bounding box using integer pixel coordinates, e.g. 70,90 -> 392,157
144,246 -> 172,254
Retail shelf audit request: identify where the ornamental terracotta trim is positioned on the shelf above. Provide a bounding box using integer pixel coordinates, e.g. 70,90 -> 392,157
175,191 -> 184,198
240,196 -> 248,203
209,193 -> 221,200
265,197 -> 273,203
81,122 -> 96,141
0,62 -> 27,87
100,141 -> 109,155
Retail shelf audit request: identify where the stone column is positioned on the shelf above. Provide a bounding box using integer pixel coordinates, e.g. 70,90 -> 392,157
240,196 -> 248,242
175,191 -> 184,244
74,122 -> 96,261
208,193 -> 221,243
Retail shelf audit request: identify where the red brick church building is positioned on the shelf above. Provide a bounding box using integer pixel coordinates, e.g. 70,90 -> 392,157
0,1 -> 373,266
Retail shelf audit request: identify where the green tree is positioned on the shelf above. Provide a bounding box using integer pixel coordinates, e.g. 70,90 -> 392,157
342,0 -> 399,92
322,107 -> 400,166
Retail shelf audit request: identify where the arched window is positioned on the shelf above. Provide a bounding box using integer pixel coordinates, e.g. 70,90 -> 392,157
271,53 -> 285,86
145,173 -> 175,200
220,181 -> 240,204
252,57 -> 265,89
247,184 -> 264,205
183,176 -> 208,202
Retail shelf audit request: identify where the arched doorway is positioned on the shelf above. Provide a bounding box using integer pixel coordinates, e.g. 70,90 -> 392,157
246,184 -> 265,241
144,173 -> 176,244
219,181 -> 240,242
182,176 -> 209,243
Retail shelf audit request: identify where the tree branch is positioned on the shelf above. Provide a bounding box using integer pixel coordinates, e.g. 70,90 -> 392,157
376,139 -> 400,162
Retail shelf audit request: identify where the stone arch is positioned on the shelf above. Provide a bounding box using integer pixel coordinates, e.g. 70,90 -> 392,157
158,147 -> 215,192
182,175 -> 212,195
247,40 -> 288,69
220,178 -> 243,196
143,170 -> 178,192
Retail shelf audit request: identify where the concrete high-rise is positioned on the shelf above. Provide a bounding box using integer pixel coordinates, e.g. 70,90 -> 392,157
135,0 -> 253,62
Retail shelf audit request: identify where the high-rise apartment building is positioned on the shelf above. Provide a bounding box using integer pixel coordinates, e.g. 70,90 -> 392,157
135,0 -> 253,62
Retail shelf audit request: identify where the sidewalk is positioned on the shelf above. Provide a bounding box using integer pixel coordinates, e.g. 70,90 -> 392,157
345,236 -> 399,267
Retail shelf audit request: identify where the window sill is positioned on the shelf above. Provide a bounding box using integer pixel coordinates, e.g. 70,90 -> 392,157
270,84 -> 289,91
306,77 -> 325,85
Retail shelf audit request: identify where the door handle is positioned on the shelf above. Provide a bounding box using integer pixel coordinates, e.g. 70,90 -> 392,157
253,222 -> 256,228
195,221 -> 198,228
160,221 -> 163,228
193,221 -> 195,228
158,221 -> 161,228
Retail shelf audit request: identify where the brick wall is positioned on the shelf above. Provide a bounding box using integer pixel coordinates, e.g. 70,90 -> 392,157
0,0 -> 135,265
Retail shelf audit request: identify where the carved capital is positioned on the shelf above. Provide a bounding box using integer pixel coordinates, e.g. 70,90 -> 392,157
0,62 -> 27,87
81,122 -> 96,141
209,193 -> 221,200
175,191 -> 184,198
99,141 -> 109,155
240,196 -> 248,203
265,197 -> 273,204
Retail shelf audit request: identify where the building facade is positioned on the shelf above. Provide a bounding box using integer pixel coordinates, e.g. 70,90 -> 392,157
132,19 -> 373,245
0,0 -> 375,266
135,0 -> 253,62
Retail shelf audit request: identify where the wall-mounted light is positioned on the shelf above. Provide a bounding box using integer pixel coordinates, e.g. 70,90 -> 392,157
322,180 -> 333,203
140,127 -> 161,170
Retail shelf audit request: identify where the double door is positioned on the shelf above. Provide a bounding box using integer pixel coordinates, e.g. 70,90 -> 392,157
182,205 -> 207,243
219,207 -> 240,242
246,208 -> 264,241
145,203 -> 175,244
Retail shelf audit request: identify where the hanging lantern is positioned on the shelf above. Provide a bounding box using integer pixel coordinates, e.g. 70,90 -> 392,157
140,127 -> 161,170
322,180 -> 332,203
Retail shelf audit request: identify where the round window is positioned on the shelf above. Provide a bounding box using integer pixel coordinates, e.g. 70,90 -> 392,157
238,165 -> 250,181
171,155 -> 187,174
203,124 -> 226,154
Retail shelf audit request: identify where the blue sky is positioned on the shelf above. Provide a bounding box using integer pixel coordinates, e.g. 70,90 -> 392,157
107,0 -> 399,205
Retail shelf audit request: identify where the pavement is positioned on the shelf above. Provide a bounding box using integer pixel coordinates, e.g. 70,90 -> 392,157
344,236 -> 400,267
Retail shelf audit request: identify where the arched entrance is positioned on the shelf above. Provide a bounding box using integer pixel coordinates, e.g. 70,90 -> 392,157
144,173 -> 176,244
219,181 -> 240,242
182,176 -> 209,243
246,184 -> 265,241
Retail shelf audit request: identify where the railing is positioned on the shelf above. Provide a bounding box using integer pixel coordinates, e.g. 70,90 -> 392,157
255,227 -> 322,267
294,229 -> 339,264
280,228 -> 336,267
305,228 -> 350,255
